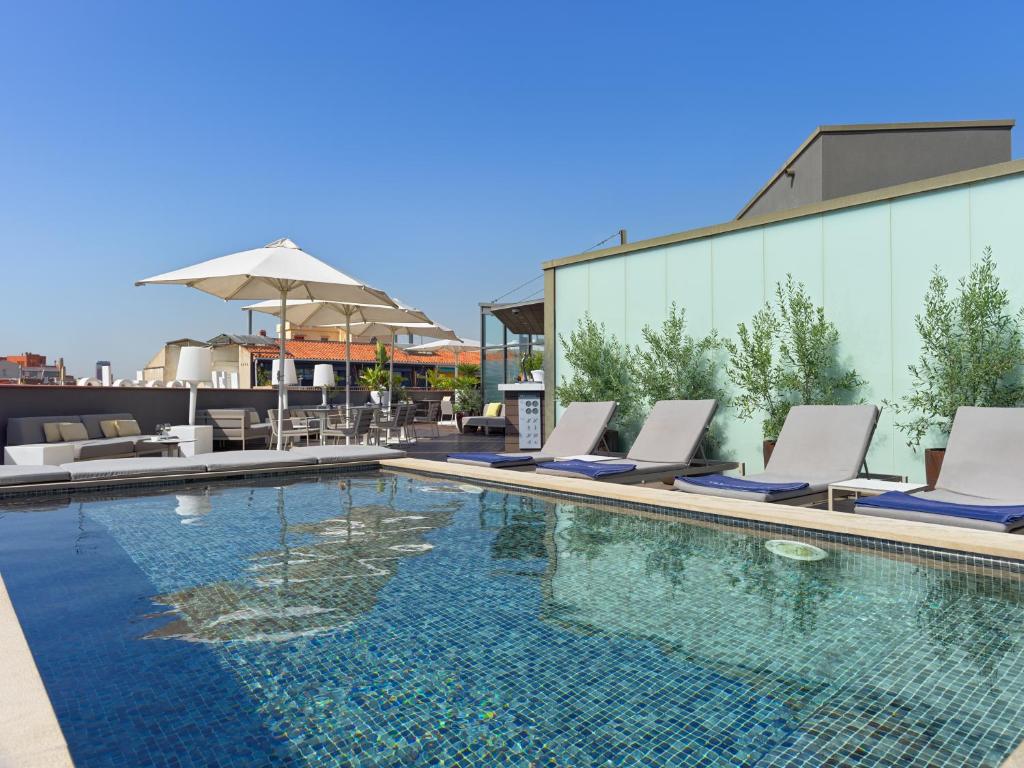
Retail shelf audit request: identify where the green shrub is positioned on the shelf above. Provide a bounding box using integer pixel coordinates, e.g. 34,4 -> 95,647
889,247 -> 1024,448
727,275 -> 863,439
630,304 -> 725,450
555,313 -> 639,437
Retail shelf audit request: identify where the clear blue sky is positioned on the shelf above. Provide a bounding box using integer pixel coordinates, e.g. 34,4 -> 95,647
3,0 -> 1022,378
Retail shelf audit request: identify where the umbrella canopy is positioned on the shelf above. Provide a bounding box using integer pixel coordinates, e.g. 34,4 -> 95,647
243,297 -> 430,411
405,338 -> 480,351
405,336 -> 480,370
345,322 -> 460,403
137,237 -> 396,448
242,298 -> 429,327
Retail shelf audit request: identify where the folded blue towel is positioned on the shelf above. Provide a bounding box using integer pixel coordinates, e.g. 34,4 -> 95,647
447,452 -> 532,466
678,475 -> 809,494
856,491 -> 1024,525
536,459 -> 636,478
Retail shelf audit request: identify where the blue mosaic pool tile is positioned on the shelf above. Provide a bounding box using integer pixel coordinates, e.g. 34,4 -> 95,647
1,472 -> 1024,766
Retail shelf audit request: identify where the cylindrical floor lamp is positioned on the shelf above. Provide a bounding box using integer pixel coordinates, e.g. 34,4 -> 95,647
313,364 -> 334,408
177,347 -> 212,426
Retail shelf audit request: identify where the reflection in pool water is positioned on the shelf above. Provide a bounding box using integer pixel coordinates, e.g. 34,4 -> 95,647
1,473 -> 1024,766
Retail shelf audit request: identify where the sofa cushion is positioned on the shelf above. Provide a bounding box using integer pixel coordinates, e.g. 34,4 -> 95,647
115,419 -> 141,437
72,438 -> 137,461
43,423 -> 64,443
99,420 -> 119,438
203,450 -> 317,472
289,445 -> 406,464
79,413 -> 135,440
60,457 -> 208,481
6,416 -> 87,446
0,465 -> 71,486
59,422 -> 89,442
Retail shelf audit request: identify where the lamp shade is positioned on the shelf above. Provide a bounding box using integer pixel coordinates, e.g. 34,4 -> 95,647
177,347 -> 213,383
271,358 -> 297,386
313,363 -> 335,388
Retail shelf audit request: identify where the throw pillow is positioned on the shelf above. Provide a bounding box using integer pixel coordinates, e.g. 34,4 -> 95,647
58,422 -> 89,442
115,419 -> 142,437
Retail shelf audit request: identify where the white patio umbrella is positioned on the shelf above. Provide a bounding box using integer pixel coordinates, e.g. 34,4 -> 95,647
243,297 -> 429,410
137,238 -> 397,449
405,337 -> 481,367
346,321 -> 460,403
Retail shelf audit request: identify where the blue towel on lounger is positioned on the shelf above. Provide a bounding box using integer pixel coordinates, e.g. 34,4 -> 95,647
447,452 -> 532,466
536,459 -> 636,478
857,491 -> 1024,525
678,474 -> 809,494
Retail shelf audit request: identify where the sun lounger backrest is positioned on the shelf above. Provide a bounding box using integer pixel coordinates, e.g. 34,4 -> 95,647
766,404 -> 879,479
626,400 -> 717,463
937,406 -> 1024,498
541,401 -> 616,457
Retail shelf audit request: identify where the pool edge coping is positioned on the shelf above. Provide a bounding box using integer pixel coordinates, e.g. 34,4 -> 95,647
0,574 -> 74,768
380,457 -> 1024,563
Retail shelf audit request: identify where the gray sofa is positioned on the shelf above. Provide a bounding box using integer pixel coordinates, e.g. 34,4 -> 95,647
197,408 -> 271,450
5,413 -> 164,461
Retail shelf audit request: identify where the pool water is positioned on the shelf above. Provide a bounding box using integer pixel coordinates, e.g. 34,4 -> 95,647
2,472 -> 1024,766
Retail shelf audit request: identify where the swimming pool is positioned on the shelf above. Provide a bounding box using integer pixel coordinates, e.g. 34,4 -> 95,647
1,470 -> 1023,766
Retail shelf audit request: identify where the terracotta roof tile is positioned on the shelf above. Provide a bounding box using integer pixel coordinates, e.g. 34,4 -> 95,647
245,340 -> 478,366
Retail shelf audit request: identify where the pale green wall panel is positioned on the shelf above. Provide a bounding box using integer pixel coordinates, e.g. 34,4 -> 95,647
553,263 -> 591,418
624,249 -> 667,346
709,229 -> 767,465
890,188 -> 971,477
710,229 -> 766,334
588,257 -> 627,341
764,216 -> 824,304
665,240 -> 713,337
970,175 -> 1024,307
551,175 -> 1023,480
822,202 -> 894,475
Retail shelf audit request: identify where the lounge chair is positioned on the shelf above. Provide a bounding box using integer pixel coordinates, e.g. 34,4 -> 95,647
674,404 -> 879,503
447,401 -> 616,468
535,399 -> 723,484
854,406 -> 1024,533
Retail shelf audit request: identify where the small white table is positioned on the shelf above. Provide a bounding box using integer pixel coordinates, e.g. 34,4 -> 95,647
167,425 -> 213,457
827,478 -> 928,511
4,443 -> 75,466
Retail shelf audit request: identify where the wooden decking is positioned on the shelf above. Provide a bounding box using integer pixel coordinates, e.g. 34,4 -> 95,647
401,424 -> 505,462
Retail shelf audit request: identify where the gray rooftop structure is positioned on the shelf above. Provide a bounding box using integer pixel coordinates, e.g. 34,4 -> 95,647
737,119 -> 1014,220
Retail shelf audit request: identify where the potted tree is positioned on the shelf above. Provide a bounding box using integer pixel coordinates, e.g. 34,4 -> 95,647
630,303 -> 725,452
520,350 -> 544,383
452,363 -> 482,430
727,276 -> 863,467
555,313 -> 639,448
889,247 -> 1024,486
359,365 -> 391,407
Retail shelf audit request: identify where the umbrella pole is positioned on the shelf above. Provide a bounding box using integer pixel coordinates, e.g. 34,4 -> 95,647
277,288 -> 287,450
345,313 -> 351,412
389,335 -> 395,405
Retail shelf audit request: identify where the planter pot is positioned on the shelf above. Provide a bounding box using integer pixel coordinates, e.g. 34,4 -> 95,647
369,390 -> 391,407
924,448 -> 945,489
762,439 -> 777,468
531,369 -> 544,383
455,412 -> 466,432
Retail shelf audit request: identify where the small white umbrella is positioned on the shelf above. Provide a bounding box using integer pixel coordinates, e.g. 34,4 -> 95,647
137,238 -> 396,449
405,337 -> 481,368
346,321 -> 460,403
243,297 -> 428,410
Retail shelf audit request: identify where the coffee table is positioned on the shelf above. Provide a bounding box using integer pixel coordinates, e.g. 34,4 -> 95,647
138,438 -> 182,458
827,477 -> 929,511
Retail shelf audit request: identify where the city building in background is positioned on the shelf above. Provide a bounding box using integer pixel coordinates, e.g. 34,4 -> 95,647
0,353 -> 71,384
143,333 -> 471,389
